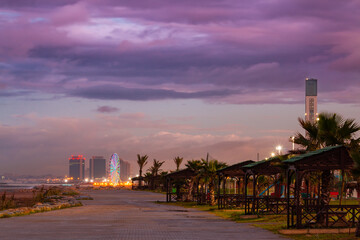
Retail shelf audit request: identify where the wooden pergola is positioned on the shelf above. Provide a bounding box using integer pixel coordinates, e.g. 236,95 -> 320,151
283,145 -> 358,228
216,160 -> 254,209
131,176 -> 146,190
165,169 -> 197,202
243,157 -> 285,215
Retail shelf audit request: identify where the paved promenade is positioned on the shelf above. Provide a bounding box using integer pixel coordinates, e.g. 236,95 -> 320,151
0,189 -> 285,239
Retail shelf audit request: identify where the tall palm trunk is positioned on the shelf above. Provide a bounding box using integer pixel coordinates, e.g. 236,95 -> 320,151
208,181 -> 215,206
139,169 -> 143,187
186,178 -> 195,201
318,170 -> 331,224
320,170 -> 331,206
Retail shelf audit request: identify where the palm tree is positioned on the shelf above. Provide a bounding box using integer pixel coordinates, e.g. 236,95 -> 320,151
147,159 -> 165,190
318,113 -> 360,148
173,156 -> 184,171
185,159 -> 202,201
293,118 -> 320,151
199,158 -> 227,206
143,172 -> 152,187
293,112 -> 360,206
137,154 -> 148,187
148,159 -> 165,177
294,112 -> 360,151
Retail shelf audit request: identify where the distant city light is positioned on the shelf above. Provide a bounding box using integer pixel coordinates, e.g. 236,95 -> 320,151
93,181 -> 132,187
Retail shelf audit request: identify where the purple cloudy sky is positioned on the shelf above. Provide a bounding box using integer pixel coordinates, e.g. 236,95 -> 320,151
1,0 -> 360,176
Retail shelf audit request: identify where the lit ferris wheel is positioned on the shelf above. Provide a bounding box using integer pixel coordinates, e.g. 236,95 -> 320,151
109,153 -> 120,184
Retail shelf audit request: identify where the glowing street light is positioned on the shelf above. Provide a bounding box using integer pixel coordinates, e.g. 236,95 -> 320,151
276,145 -> 282,155
271,152 -> 275,157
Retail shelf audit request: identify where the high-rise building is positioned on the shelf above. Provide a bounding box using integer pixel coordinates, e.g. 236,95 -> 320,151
69,155 -> 85,181
305,78 -> 318,123
120,159 -> 131,182
90,156 -> 106,180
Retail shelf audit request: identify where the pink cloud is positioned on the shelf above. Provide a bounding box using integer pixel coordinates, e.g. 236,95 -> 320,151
51,2 -> 89,26
0,114 -> 293,175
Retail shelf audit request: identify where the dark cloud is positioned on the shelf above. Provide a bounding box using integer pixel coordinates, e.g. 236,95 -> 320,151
0,0 -> 79,9
0,0 -> 360,104
27,44 -> 326,89
0,90 -> 32,97
96,105 -> 119,113
70,85 -> 237,101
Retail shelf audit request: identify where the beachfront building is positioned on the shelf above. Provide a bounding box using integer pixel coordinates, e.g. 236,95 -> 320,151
90,156 -> 106,181
120,159 -> 131,182
69,155 -> 85,181
305,78 -> 318,123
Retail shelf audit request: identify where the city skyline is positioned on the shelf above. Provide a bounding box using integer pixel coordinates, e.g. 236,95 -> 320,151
1,1 -> 360,175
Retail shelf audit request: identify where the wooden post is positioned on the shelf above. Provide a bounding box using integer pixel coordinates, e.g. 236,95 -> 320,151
166,178 -> 169,202
294,171 -> 300,228
223,177 -> 226,195
339,169 -> 344,206
217,174 -> 221,209
286,169 -> 291,228
244,172 -> 248,214
252,174 -> 257,214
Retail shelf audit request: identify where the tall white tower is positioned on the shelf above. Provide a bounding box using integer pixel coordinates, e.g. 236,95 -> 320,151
305,78 -> 318,123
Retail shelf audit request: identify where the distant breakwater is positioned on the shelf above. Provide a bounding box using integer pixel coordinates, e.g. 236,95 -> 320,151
0,183 -> 38,191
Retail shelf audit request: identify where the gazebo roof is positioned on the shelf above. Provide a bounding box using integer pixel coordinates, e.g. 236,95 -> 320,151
165,168 -> 196,180
243,157 -> 283,175
283,145 -> 353,171
217,160 -> 254,177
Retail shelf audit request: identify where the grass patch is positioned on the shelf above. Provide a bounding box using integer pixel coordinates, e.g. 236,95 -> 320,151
62,189 -> 80,196
141,189 -> 166,194
330,199 -> 359,205
158,201 -> 359,240
290,233 -> 356,240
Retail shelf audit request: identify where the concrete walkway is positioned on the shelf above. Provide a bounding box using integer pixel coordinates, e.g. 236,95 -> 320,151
0,189 -> 285,239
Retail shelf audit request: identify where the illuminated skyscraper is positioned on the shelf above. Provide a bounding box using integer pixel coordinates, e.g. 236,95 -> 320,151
305,78 -> 318,123
90,156 -> 106,180
69,155 -> 85,181
120,159 -> 131,182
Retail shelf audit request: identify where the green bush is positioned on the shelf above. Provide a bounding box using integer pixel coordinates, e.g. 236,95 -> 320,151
62,189 -> 80,196
0,192 -> 16,210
